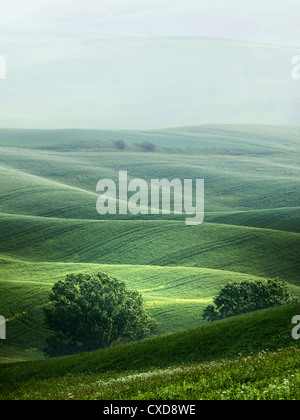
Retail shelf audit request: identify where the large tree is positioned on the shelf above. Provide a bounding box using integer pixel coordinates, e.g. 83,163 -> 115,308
44,272 -> 159,357
203,278 -> 298,322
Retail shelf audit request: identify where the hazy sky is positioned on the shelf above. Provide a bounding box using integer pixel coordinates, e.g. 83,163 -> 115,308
1,0 -> 299,46
0,0 -> 299,129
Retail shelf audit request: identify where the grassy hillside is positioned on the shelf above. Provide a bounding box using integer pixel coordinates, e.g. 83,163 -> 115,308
2,347 -> 299,400
2,256 -> 287,362
0,125 -> 299,365
0,126 -> 299,217
0,303 -> 299,400
0,126 -> 299,152
1,214 -> 299,283
206,207 -> 300,233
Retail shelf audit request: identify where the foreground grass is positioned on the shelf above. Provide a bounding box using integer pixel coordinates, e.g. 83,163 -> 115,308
2,347 -> 298,400
0,303 -> 299,399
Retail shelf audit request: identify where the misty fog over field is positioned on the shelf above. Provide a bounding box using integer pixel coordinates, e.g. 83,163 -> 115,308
0,0 -> 299,129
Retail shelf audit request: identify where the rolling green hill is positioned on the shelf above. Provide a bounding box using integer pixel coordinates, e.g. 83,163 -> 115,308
2,256 -> 289,362
0,126 -> 299,217
0,125 -> 299,365
0,125 -> 299,152
0,303 -> 299,400
1,214 -> 299,283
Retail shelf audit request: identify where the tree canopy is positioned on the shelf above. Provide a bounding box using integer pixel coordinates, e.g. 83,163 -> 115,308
44,272 -> 159,357
203,278 -> 298,322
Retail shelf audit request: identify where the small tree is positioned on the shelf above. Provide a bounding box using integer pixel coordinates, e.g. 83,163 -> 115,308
44,273 -> 159,357
113,139 -> 126,150
140,141 -> 156,152
203,278 -> 298,322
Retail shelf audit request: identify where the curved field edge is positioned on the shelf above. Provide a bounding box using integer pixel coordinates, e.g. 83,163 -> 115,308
0,303 -> 299,400
1,214 -> 299,284
0,160 -> 299,225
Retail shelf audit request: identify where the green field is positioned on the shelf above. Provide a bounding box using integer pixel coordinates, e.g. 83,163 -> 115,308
0,303 -> 299,400
0,125 -> 299,399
